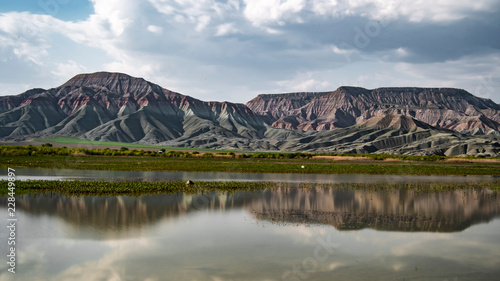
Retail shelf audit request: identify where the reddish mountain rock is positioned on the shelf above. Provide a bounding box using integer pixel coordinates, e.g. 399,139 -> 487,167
246,86 -> 500,133
1,72 -> 499,156
0,72 -> 271,150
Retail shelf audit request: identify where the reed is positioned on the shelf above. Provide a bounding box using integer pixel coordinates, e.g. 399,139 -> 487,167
1,180 -> 498,196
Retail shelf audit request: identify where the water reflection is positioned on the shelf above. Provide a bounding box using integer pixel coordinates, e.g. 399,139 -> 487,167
4,187 -> 499,239
2,167 -> 499,183
0,187 -> 499,281
249,188 -> 500,232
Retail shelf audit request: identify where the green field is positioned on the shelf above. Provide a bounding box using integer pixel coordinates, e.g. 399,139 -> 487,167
2,155 -> 500,176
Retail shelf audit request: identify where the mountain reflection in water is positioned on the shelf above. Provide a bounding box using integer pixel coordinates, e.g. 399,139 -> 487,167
8,187 -> 499,238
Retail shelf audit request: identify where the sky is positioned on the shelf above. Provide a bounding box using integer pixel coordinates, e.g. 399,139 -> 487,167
0,0 -> 499,104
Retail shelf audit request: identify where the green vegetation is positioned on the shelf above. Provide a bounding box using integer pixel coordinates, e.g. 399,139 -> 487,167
1,180 -> 498,196
1,144 -> 500,176
33,137 -> 245,152
1,154 -> 500,175
3,143 -> 500,161
0,144 -> 196,157
1,143 -> 318,158
0,180 -> 263,196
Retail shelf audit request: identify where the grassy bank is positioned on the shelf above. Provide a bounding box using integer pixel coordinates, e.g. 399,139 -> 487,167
2,155 -> 500,175
33,137 -> 231,152
1,180 -> 499,196
3,143 -> 499,162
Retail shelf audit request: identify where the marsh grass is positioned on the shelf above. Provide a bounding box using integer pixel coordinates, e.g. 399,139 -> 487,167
2,154 -> 500,175
33,137 -> 237,152
1,180 -> 498,197
0,180 -> 280,196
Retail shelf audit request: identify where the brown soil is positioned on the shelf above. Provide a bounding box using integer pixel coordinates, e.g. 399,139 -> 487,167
445,158 -> 500,163
311,156 -> 371,161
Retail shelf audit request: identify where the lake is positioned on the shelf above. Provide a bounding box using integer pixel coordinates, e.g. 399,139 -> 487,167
1,168 -> 499,183
1,183 -> 499,280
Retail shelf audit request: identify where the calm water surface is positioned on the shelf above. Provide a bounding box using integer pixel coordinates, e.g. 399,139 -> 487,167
1,167 -> 499,183
1,187 -> 499,280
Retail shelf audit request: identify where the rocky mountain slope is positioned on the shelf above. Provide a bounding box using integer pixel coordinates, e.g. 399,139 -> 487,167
246,87 -> 500,133
0,72 -> 288,150
276,114 -> 500,156
1,72 -> 499,156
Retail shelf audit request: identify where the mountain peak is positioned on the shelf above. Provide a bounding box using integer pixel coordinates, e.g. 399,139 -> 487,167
58,71 -> 176,101
62,72 -> 147,88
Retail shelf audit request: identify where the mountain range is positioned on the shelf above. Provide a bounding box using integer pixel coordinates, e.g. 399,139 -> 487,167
1,72 -> 499,156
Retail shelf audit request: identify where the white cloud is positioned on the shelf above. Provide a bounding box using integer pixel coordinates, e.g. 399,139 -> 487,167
62,1 -> 139,45
244,0 -> 498,27
0,13 -> 54,63
215,23 -> 239,36
332,45 -> 358,57
147,25 -> 163,34
0,1 -> 161,95
264,27 -> 282,34
270,50 -> 500,103
90,0 -> 136,36
103,58 -> 160,81
395,47 -> 408,57
148,0 -> 240,33
0,0 -> 498,104
392,53 -> 500,100
243,0 -> 306,26
391,0 -> 497,22
195,15 -> 211,32
51,60 -> 88,78
277,72 -> 333,92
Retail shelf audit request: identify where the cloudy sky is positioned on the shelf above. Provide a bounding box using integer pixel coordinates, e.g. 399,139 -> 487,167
1,0 -> 499,103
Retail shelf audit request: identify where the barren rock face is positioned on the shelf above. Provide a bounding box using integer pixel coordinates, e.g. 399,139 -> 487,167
246,86 -> 500,133
1,72 -> 499,156
0,72 -> 269,149
358,114 -> 436,131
